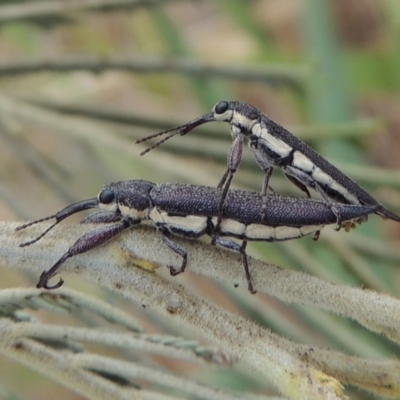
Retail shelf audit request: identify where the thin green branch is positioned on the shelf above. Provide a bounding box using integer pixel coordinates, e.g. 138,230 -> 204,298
4,319 -> 230,366
324,234 -> 395,293
343,233 -> 400,262
0,287 -> 143,332
0,55 -> 308,88
23,97 -> 381,141
0,0 -> 183,24
335,161 -> 400,190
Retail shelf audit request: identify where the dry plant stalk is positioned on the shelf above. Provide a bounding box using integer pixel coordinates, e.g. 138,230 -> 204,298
0,220 -> 399,399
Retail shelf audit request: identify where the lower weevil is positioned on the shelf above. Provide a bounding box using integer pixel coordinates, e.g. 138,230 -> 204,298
16,180 -> 378,293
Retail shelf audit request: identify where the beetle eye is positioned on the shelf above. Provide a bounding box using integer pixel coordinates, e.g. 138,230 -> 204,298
99,189 -> 115,204
214,101 -> 229,114
248,112 -> 259,120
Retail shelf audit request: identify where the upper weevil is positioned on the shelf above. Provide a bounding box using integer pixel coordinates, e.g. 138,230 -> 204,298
136,100 -> 400,229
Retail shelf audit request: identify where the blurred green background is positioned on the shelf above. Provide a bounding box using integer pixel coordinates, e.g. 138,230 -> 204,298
0,0 -> 400,399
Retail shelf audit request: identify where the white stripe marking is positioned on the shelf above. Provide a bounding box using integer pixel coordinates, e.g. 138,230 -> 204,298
218,218 -> 324,241
312,168 -> 333,186
253,123 -> 293,158
329,181 -> 359,204
214,217 -> 246,236
119,204 -> 148,219
245,224 -> 276,239
232,112 -> 258,130
150,209 -> 207,234
292,151 -> 314,173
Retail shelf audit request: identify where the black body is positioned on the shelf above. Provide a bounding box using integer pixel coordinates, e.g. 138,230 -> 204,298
16,179 -> 378,293
150,183 -> 377,226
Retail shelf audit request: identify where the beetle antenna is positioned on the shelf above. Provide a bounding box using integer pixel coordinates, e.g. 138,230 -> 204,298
139,131 -> 181,156
16,198 -> 98,247
16,214 -> 57,231
19,221 -> 60,247
135,126 -> 181,144
136,113 -> 214,155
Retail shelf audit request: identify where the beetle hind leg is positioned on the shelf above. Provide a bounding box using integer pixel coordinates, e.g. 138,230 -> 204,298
284,170 -> 343,231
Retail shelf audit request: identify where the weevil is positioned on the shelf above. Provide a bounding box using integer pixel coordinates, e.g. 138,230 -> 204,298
16,180 -> 377,293
136,101 -> 400,230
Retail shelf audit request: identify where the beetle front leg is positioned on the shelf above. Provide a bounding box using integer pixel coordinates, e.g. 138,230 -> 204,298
249,136 -> 275,196
37,217 -> 137,289
81,211 -> 122,224
249,137 -> 276,220
213,135 -> 244,244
